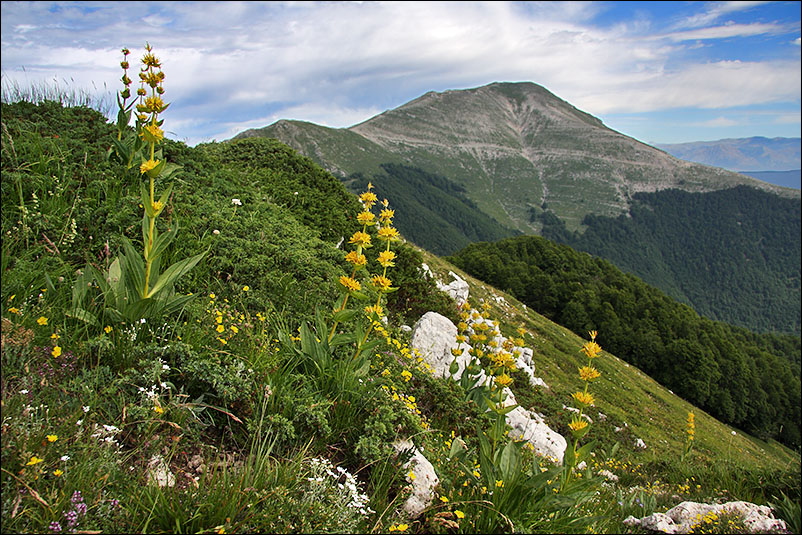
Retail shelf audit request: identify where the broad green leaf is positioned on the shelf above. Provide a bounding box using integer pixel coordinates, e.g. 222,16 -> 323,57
120,238 -> 146,298
67,307 -> 99,327
146,251 -> 205,298
140,183 -> 155,217
148,225 -> 176,266
332,308 -> 357,323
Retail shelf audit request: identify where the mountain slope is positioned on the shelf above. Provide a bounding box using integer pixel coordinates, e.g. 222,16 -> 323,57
238,82 -> 797,238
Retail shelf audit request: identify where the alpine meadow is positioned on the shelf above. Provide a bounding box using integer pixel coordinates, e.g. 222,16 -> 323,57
1,44 -> 800,535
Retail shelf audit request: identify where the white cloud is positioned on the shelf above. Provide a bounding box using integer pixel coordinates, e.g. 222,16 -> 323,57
694,116 -> 740,127
1,1 -> 798,145
663,22 -> 788,42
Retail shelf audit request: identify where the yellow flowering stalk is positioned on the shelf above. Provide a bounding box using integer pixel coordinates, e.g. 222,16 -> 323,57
71,43 -> 204,328
563,330 -> 603,489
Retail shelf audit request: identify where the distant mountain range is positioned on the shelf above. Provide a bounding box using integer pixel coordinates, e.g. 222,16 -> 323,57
232,81 -> 801,334
655,137 -> 801,172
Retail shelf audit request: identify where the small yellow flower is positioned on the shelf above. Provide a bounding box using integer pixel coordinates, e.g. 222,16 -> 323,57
52,346 -> 62,358
209,293 -> 216,299
364,304 -> 384,318
568,418 -> 589,432
345,251 -> 367,266
572,391 -> 595,407
154,405 -> 164,414
242,286 -> 249,292
339,275 -> 362,293
377,250 -> 396,268
359,190 -> 378,208
581,340 -> 602,359
371,275 -> 392,292
216,324 -> 225,333
578,366 -> 601,382
357,211 -> 376,225
140,122 -> 164,142
377,226 -> 400,241
401,370 -> 412,382
37,316 -> 48,326
139,158 -> 159,175
494,374 -> 513,388
455,510 -> 465,519
104,325 -> 113,334
51,333 -> 60,340
348,231 -> 372,248
496,479 -> 504,488
53,469 -> 64,477
230,325 -> 238,334
26,456 -> 44,466
47,434 -> 58,442
440,496 -> 449,503
408,470 -> 416,481
217,337 -> 227,345
379,208 -> 395,222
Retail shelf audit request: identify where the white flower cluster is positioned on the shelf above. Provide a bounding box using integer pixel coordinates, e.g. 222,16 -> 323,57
91,423 -> 122,448
307,457 -> 374,517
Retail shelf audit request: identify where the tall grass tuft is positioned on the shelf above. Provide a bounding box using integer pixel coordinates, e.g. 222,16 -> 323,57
1,74 -> 114,117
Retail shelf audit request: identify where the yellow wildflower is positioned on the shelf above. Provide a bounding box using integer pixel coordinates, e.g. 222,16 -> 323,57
495,374 -> 513,388
242,285 -> 249,292
52,346 -> 62,358
54,469 -> 64,477
139,158 -> 159,175
104,325 -> 113,334
339,276 -> 361,293
455,510 -> 465,519
8,307 -> 20,314
578,366 -> 601,382
140,122 -> 164,142
377,226 -> 400,241
401,370 -> 412,382
26,456 -> 44,466
37,316 -> 48,326
356,211 -> 376,225
47,434 -> 58,442
581,340 -> 602,359
348,231 -> 372,248
568,418 -> 588,432
359,190 -> 378,208
154,405 -> 164,414
216,324 -> 225,333
345,251 -> 367,266
371,275 -> 392,292
572,391 -> 595,406
377,250 -> 396,267
379,208 -> 394,222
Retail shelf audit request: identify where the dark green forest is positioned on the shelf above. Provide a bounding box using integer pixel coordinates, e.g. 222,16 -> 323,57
537,186 -> 801,335
448,235 -> 802,449
349,163 -> 518,256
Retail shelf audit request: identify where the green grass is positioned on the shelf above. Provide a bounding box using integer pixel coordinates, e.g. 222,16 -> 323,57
1,90 -> 799,535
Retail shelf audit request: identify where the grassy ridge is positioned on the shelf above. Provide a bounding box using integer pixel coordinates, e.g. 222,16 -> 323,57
1,97 -> 799,534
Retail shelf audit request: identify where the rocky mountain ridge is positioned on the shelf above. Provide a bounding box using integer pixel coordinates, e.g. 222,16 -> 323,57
236,82 -> 798,236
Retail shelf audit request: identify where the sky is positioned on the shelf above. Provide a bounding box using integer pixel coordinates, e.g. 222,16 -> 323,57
1,1 -> 800,147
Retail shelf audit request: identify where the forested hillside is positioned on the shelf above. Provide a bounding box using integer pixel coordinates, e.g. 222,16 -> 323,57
448,235 -> 801,448
537,186 -> 802,334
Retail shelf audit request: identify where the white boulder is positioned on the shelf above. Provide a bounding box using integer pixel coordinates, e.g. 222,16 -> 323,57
393,439 -> 439,518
